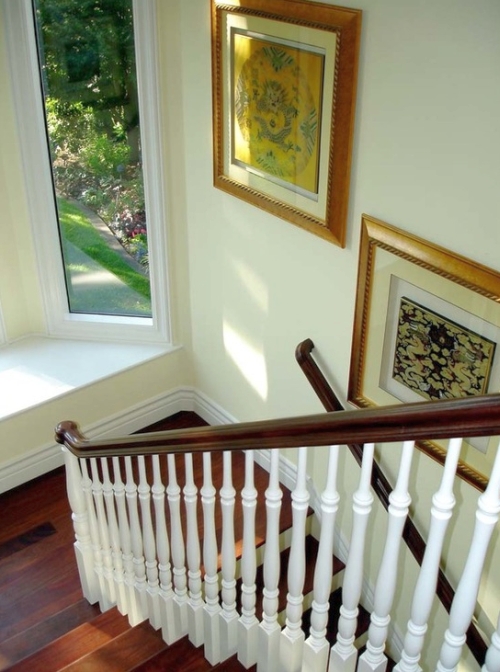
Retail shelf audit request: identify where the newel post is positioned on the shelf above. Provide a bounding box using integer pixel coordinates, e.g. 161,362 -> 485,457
63,446 -> 100,604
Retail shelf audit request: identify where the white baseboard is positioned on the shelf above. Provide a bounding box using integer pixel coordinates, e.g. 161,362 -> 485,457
0,386 -> 197,493
191,389 -> 237,426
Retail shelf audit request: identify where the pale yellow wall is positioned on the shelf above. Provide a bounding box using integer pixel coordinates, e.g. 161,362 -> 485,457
181,0 -> 500,422
176,0 -> 500,667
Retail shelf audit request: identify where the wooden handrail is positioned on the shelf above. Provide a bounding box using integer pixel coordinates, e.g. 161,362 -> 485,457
294,337 -> 488,664
54,343 -> 498,664
56,393 -> 500,460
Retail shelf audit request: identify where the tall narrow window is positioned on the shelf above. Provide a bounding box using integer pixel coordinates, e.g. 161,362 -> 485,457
3,0 -> 170,342
32,0 -> 152,318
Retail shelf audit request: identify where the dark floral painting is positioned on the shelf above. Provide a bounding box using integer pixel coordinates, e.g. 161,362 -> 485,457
392,297 -> 496,401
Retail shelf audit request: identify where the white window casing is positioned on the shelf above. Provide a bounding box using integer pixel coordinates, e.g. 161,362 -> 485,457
1,0 -> 172,345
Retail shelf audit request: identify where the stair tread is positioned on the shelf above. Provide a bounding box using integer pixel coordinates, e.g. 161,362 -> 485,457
0,599 -> 101,670
212,654 -> 257,671
130,638 -> 256,672
3,607 -> 131,672
130,635 -> 212,672
0,565 -> 86,644
59,620 -> 166,672
0,515 -> 82,645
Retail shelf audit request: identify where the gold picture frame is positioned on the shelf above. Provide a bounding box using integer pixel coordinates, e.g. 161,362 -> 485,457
348,214 -> 500,490
211,0 -> 362,247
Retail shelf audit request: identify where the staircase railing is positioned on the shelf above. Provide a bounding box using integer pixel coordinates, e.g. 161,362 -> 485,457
295,337 -> 488,665
56,389 -> 500,672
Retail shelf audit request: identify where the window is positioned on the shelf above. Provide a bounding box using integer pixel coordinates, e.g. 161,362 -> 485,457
2,0 -> 171,343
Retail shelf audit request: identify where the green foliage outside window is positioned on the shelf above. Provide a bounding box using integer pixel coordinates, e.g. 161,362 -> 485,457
35,0 -> 150,292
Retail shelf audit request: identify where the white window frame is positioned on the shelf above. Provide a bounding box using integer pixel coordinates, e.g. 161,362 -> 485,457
1,0 -> 172,344
0,301 -> 6,346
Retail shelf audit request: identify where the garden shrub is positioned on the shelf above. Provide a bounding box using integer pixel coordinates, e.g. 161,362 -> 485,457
46,97 -> 149,273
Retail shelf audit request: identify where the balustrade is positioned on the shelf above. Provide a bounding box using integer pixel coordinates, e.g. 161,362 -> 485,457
58,392 -> 500,672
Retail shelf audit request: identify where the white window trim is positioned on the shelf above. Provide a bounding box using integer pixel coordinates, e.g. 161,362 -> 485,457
1,0 -> 172,345
0,301 -> 6,346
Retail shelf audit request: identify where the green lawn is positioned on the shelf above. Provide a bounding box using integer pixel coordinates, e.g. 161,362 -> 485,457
57,198 -> 152,316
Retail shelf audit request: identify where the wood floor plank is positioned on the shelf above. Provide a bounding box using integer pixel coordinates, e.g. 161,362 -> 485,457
0,468 -> 71,545
0,522 -> 57,560
3,608 -> 130,672
0,531 -> 78,603
0,518 -> 76,593
0,565 -> 83,641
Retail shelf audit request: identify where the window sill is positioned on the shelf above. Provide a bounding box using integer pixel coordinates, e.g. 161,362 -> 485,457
0,335 -> 178,421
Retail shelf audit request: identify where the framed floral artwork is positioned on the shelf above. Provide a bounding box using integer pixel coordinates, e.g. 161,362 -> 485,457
348,214 -> 500,490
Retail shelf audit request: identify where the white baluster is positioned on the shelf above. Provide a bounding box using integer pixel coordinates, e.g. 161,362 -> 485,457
303,445 -> 340,672
258,449 -> 283,672
280,447 -> 309,672
358,441 -> 415,672
395,438 -> 462,672
483,612 -> 500,672
220,451 -> 239,660
90,457 -> 116,607
151,455 -> 177,644
184,453 -> 204,647
330,443 -> 375,672
436,439 -> 500,672
80,458 -> 111,611
138,456 -> 162,629
62,447 -> 99,604
167,453 -> 189,639
101,457 -> 127,614
202,452 -> 221,665
112,456 -> 143,624
125,456 -> 148,619
238,449 -> 259,668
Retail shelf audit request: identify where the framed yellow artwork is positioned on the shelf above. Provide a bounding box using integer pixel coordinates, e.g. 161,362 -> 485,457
211,0 -> 362,247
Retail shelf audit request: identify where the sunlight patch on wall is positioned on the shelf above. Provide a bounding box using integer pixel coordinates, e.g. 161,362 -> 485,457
230,258 -> 269,314
0,366 -> 73,417
0,335 -> 169,420
223,322 -> 268,400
